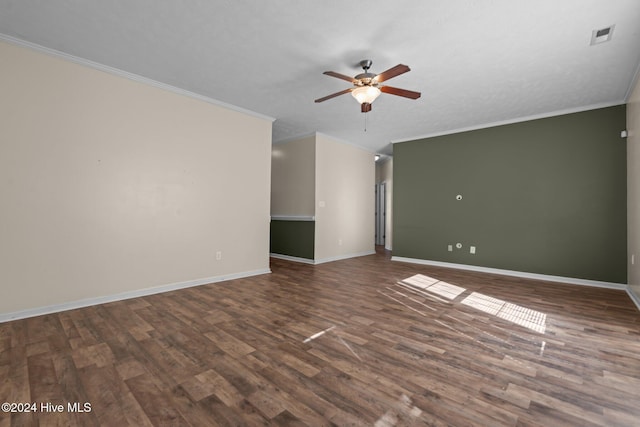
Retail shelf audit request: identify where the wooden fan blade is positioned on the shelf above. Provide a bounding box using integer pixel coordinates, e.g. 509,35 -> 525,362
380,85 -> 421,99
315,88 -> 353,103
323,71 -> 357,83
374,64 -> 410,83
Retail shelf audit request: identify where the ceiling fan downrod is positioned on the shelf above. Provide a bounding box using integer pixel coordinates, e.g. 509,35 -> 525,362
355,59 -> 376,84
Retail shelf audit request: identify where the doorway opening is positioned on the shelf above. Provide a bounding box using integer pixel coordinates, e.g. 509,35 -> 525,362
375,182 -> 386,246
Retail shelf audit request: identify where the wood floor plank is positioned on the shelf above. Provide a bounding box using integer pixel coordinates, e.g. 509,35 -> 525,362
1,247 -> 639,425
125,373 -> 188,426
166,384 -> 225,427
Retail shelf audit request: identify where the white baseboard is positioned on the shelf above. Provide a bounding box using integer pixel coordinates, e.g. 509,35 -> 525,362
269,253 -> 315,264
270,250 -> 376,265
0,268 -> 271,323
391,256 -> 627,290
270,215 -> 315,221
314,250 -> 376,265
627,288 -> 640,311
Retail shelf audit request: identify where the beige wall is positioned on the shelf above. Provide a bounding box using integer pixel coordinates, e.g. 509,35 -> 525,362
0,40 -> 272,318
315,134 -> 375,261
628,77 -> 640,302
271,136 -> 315,217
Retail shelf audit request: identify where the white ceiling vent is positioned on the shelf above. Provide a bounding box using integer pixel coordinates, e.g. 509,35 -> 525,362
590,25 -> 615,45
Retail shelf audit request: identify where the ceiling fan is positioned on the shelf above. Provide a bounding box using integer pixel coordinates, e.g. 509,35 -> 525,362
315,59 -> 421,113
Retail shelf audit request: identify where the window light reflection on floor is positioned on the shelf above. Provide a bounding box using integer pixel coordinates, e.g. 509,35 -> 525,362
401,274 -> 466,299
461,292 -> 547,334
401,274 -> 547,334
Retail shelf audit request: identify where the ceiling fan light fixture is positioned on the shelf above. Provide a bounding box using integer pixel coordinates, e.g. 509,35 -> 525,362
351,86 -> 381,105
316,60 -> 419,113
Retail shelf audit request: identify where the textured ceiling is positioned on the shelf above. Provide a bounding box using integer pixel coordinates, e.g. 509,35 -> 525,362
1,0 -> 639,154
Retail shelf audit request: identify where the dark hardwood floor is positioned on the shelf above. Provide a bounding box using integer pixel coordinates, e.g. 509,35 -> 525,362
1,248 -> 639,426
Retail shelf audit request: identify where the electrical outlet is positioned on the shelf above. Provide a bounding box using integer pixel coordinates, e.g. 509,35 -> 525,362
470,246 -> 476,254
338,238 -> 343,246
448,244 -> 453,252
216,251 -> 222,261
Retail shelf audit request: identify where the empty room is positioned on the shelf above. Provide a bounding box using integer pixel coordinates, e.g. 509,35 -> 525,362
1,1 -> 639,426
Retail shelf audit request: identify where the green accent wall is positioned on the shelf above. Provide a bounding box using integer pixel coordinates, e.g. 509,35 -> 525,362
270,220 -> 315,260
393,106 -> 627,283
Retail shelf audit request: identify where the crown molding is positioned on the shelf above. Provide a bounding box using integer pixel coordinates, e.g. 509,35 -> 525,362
273,131 -> 377,154
272,132 -> 317,145
0,34 -> 275,123
624,58 -> 640,102
315,132 -> 377,153
391,101 -> 625,144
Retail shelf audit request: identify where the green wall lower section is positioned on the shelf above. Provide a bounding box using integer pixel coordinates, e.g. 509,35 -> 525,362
393,106 -> 627,283
270,220 -> 315,260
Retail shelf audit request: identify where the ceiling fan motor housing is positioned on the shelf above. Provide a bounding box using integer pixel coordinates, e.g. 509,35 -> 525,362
356,59 -> 377,86
354,73 -> 377,86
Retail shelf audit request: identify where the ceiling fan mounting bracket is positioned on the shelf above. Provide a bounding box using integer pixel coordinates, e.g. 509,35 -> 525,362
359,59 -> 373,71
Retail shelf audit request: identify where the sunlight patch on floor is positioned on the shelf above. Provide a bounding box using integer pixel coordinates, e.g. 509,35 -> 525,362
461,292 -> 547,333
401,274 -> 466,300
398,274 -> 547,334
